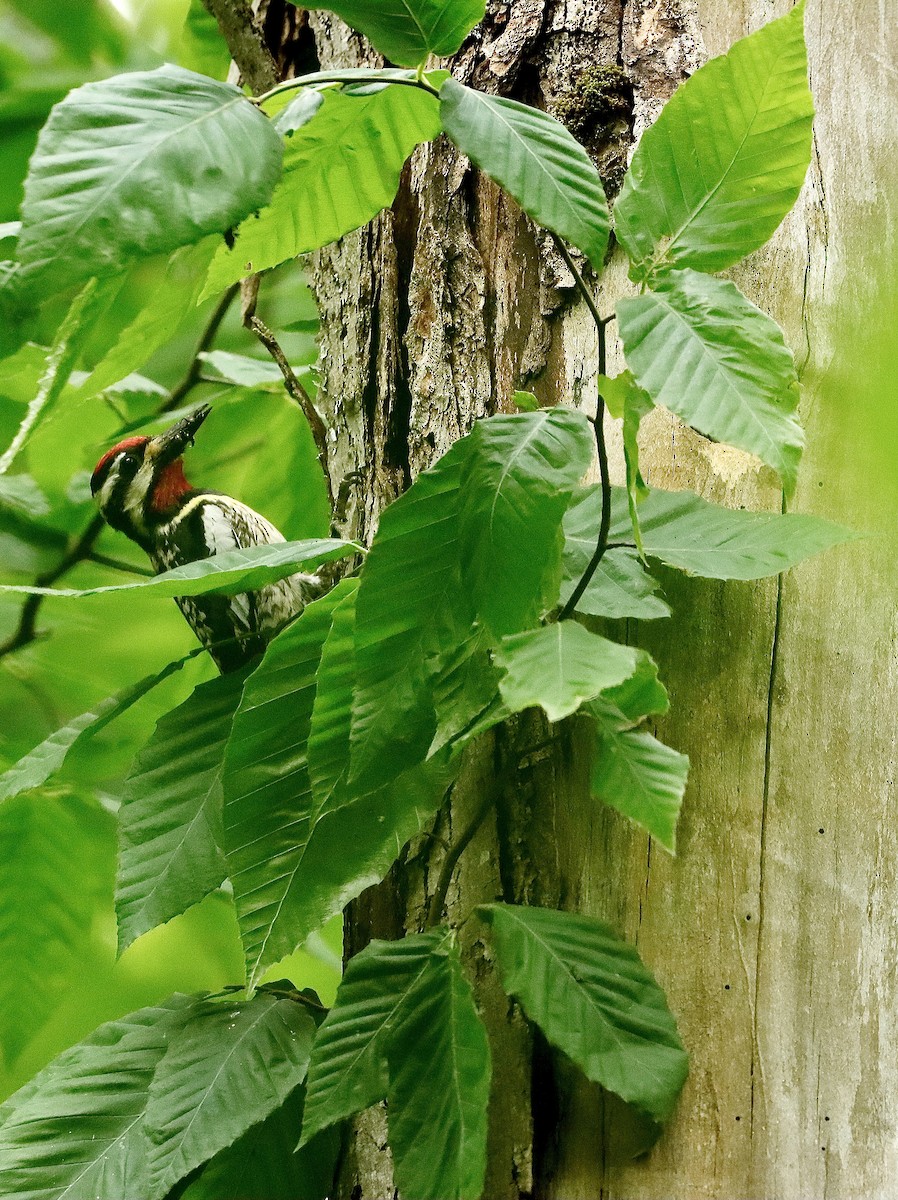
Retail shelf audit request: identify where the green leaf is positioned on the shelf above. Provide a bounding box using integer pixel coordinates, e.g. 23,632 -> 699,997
512,389 -> 539,411
428,626 -> 506,756
495,622 -> 638,722
306,0 -> 484,67
608,485 -> 856,579
559,546 -> 670,620
385,938 -> 491,1200
17,66 -> 283,296
301,929 -> 490,1200
349,438 -> 469,791
75,240 -> 217,398
306,584 -> 360,805
203,84 -> 439,295
225,583 -> 452,987
0,996 -> 198,1199
615,1 -> 813,277
441,78 -> 610,272
459,408 -> 595,636
0,653 -> 197,805
0,795 -> 115,1065
176,0 -> 233,80
145,996 -> 317,1196
198,350 -> 286,390
180,1089 -> 339,1200
116,669 -> 250,954
599,371 -> 652,555
617,269 -> 804,493
586,709 -> 688,851
0,537 -> 354,598
224,587 -> 347,987
0,279 -> 103,474
0,474 -> 49,516
599,649 -> 670,722
480,904 -> 688,1125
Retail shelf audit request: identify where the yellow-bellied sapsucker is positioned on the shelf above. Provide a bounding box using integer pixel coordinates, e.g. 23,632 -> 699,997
91,405 -> 317,672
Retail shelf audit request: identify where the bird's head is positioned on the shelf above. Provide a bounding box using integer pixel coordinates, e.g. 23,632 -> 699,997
90,404 -> 211,545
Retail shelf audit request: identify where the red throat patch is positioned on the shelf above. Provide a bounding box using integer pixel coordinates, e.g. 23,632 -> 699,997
151,459 -> 193,513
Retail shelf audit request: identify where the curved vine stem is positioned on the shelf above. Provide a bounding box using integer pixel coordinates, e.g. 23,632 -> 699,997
552,235 -> 614,622
426,789 -> 493,929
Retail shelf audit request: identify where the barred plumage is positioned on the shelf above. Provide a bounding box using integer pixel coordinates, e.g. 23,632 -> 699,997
91,405 -> 315,672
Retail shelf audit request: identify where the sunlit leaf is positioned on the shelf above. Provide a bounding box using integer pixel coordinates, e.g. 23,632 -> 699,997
176,0 -> 232,80
197,350 -> 285,390
0,538 -> 354,598
617,269 -> 804,493
17,66 -> 283,296
306,0 -> 485,67
608,485 -> 856,579
203,84 -> 439,295
496,622 -> 638,722
615,1 -> 813,277
441,78 -> 610,271
480,904 -> 688,1126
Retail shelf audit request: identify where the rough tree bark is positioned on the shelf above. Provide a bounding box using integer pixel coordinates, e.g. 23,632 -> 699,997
223,1 -> 897,1195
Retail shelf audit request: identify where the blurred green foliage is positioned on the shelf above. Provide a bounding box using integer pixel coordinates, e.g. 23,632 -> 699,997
0,0 -> 340,1100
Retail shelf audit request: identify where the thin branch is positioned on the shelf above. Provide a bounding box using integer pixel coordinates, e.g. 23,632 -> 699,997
426,790 -> 494,929
0,289 -> 241,662
87,552 -> 154,577
241,277 -> 335,509
0,513 -> 106,659
552,236 -> 614,621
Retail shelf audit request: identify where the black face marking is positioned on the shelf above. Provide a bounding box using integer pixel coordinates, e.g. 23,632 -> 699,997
90,442 -> 147,496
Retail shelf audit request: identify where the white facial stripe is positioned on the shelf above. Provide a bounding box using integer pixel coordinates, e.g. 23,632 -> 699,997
121,458 -> 157,533
97,455 -> 126,514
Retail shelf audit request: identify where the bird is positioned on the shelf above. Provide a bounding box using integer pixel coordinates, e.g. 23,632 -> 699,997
90,404 -> 318,672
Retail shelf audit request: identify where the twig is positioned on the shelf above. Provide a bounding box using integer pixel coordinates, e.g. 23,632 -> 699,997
0,513 -> 106,659
0,290 -> 241,662
426,790 -> 494,928
241,277 -> 334,509
87,552 -> 154,576
552,236 -> 614,621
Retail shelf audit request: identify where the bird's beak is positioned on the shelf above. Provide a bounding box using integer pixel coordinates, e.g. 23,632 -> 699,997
146,404 -> 211,467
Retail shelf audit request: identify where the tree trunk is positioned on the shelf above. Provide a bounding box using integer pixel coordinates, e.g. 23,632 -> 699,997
229,1 -> 897,1194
